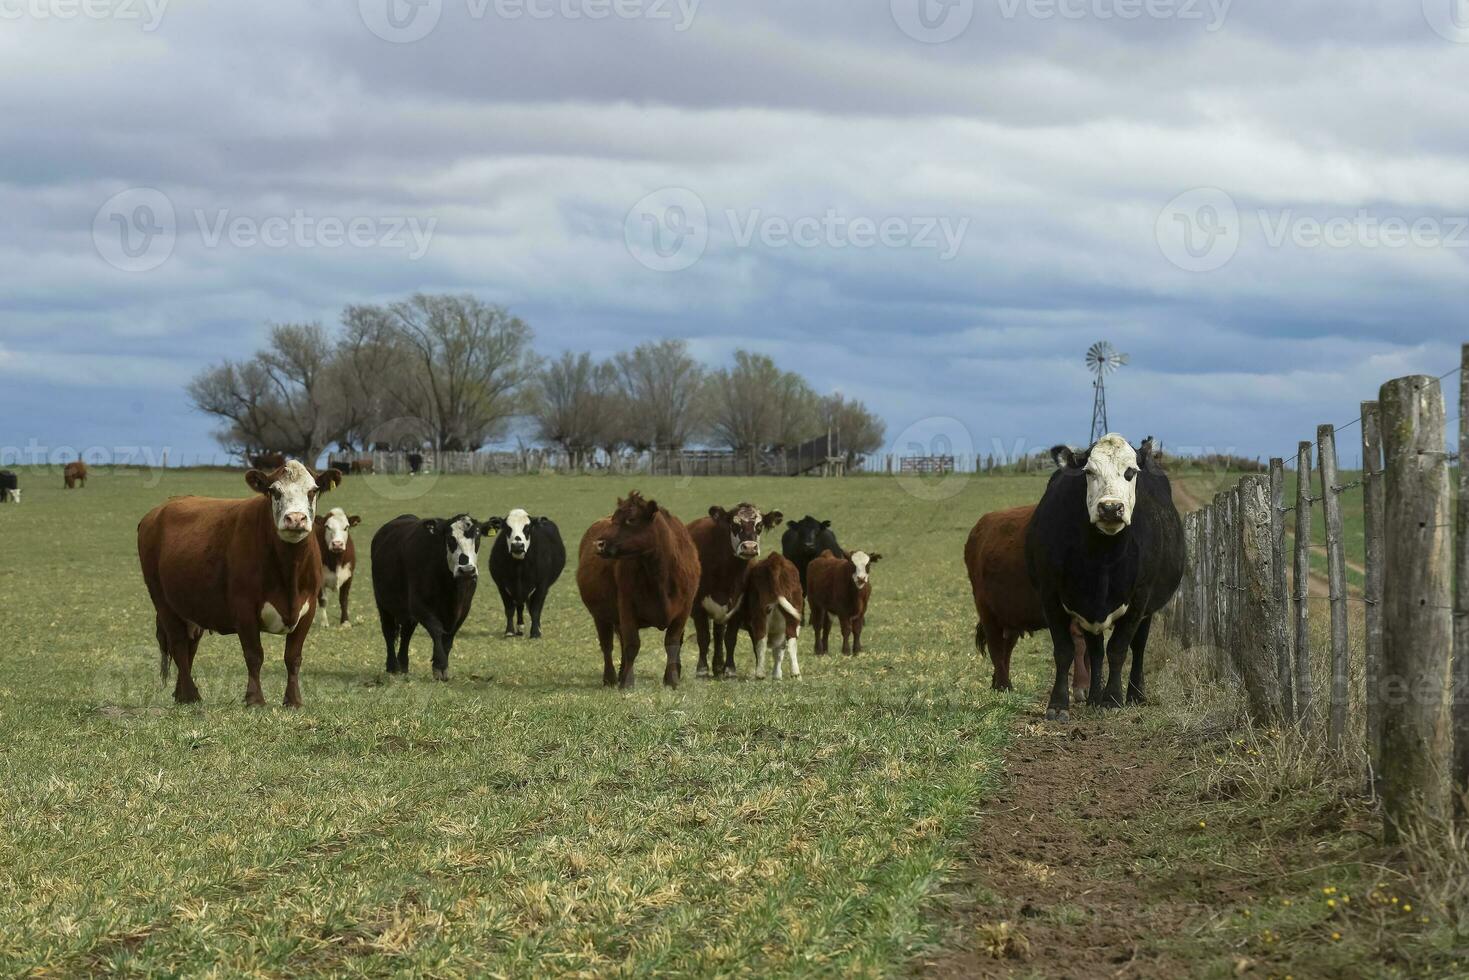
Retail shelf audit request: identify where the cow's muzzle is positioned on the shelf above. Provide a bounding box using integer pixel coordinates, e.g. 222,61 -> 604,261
1095,501 -> 1128,535
329,542 -> 347,553
736,541 -> 759,559
510,543 -> 527,559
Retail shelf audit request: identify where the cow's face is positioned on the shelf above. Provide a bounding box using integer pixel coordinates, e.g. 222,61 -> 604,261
597,493 -> 660,559
502,509 -> 532,559
850,551 -> 881,589
246,461 -> 340,543
1055,434 -> 1139,535
440,514 -> 487,580
315,507 -> 360,554
791,516 -> 831,552
711,503 -> 783,561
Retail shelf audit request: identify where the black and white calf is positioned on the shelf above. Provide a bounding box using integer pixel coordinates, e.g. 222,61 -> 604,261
314,507 -> 361,626
1024,434 -> 1184,720
371,513 -> 491,680
487,509 -> 566,639
0,470 -> 18,504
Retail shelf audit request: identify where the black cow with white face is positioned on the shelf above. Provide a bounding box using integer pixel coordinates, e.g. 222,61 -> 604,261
1024,434 -> 1184,720
0,470 -> 18,504
781,516 -> 845,589
370,513 -> 493,680
487,508 -> 567,639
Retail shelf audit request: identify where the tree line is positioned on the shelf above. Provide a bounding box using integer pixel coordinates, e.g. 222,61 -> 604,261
188,293 -> 886,465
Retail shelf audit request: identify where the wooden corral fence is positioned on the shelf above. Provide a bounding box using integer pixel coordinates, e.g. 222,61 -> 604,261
365,446 -> 869,478
1160,352 -> 1469,844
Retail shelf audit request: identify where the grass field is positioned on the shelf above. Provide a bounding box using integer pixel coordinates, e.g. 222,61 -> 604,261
0,466 -> 1076,976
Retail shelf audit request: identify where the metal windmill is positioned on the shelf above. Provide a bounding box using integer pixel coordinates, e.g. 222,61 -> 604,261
1086,341 -> 1129,444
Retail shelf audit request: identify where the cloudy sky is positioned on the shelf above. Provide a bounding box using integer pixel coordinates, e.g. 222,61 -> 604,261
2,0 -> 1466,466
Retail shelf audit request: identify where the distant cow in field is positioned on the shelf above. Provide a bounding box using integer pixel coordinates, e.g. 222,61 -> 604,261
807,549 -> 880,656
63,461 -> 87,489
725,552 -> 804,680
314,507 -> 361,627
576,492 -> 700,689
964,504 -> 1089,701
138,460 -> 342,706
250,452 -> 286,471
1025,435 -> 1184,720
687,503 -> 783,678
487,509 -> 566,639
407,453 -> 424,476
351,458 -> 374,475
0,470 -> 18,503
372,513 -> 491,680
781,516 -> 844,594
327,457 -> 353,476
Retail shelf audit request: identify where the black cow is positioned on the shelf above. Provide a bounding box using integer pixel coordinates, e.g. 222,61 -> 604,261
407,453 -> 424,476
0,470 -> 18,504
1025,435 -> 1183,720
781,516 -> 845,590
487,508 -> 566,639
371,513 -> 492,680
327,457 -> 353,476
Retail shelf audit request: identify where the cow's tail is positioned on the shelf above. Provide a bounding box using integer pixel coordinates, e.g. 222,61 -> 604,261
974,622 -> 989,659
155,614 -> 170,681
777,596 -> 801,628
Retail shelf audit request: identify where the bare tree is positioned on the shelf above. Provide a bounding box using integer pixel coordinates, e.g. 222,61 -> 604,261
820,392 -> 886,466
706,351 -> 819,452
613,339 -> 706,451
327,305 -> 409,450
531,351 -> 619,453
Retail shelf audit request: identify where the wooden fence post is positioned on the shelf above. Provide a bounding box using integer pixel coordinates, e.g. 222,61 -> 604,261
1237,474 -> 1286,722
1294,441 -> 1315,732
1319,425 -> 1350,750
1380,374 -> 1453,842
1213,492 -> 1230,666
1361,401 -> 1386,793
1270,457 -> 1294,723
1456,345 -> 1469,816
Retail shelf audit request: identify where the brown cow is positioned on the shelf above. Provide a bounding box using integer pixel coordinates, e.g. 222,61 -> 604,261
314,506 -> 361,627
807,548 -> 880,656
576,491 -> 701,689
350,458 -> 375,475
965,504 -> 1089,702
63,461 -> 87,489
138,460 -> 341,706
687,503 -> 783,679
731,552 -> 804,680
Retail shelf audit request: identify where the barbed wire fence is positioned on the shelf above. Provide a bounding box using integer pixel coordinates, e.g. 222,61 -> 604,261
1162,356 -> 1468,844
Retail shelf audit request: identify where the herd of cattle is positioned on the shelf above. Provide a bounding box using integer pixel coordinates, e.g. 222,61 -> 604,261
27,433 -> 1184,718
0,460 -> 87,502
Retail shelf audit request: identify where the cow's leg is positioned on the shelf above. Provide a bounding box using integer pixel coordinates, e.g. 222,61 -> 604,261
662,619 -> 685,688
282,613 -> 312,708
839,616 -> 852,656
1102,614 -> 1144,708
693,612 -> 712,678
1041,601 -> 1075,722
1082,628 -> 1105,706
786,622 -> 802,679
238,630 -> 267,706
720,613 -> 742,677
752,613 -> 770,679
596,617 -> 616,686
1071,623 -> 1091,705
160,614 -> 201,703
396,621 -> 416,674
379,612 -> 398,673
852,613 -> 865,655
527,590 -> 547,640
815,607 -> 830,655
499,585 -> 518,637
711,621 -> 728,678
617,624 -> 642,689
515,601 -> 525,636
424,621 -> 451,681
338,578 -> 352,627
1127,616 -> 1152,705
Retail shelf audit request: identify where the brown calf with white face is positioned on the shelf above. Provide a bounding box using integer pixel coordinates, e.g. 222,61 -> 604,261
576,492 -> 701,689
137,461 -> 341,707
807,548 -> 881,656
314,507 -> 361,627
63,461 -> 87,489
686,503 -> 783,678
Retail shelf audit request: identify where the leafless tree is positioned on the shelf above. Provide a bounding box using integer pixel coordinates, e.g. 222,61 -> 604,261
613,339 -> 706,451
531,351 -> 618,453
820,392 -> 886,466
706,351 -> 819,452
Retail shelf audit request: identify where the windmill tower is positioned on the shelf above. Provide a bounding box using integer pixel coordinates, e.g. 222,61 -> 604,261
1086,341 -> 1129,445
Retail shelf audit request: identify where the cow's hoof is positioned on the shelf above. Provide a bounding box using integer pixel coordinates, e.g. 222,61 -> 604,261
1072,688 -> 1089,705
283,697 -> 303,709
244,695 -> 266,707
755,671 -> 767,680
696,666 -> 710,679
503,630 -> 518,638
432,669 -> 449,682
340,620 -> 352,630
1045,708 -> 1070,722
529,631 -> 542,640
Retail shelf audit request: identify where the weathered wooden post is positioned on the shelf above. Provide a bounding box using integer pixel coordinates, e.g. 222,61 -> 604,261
1361,401 -> 1386,793
1179,512 -> 1197,649
1270,458 -> 1294,723
1237,475 -> 1286,722
1214,492 -> 1231,667
1294,441 -> 1315,732
1380,374 -> 1452,842
1230,484 -> 1244,677
1456,346 -> 1469,817
1319,425 -> 1351,749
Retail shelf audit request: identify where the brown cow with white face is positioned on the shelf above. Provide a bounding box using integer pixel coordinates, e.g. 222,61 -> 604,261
807,548 -> 881,656
314,507 -> 361,627
686,503 -> 783,679
137,460 -> 341,707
